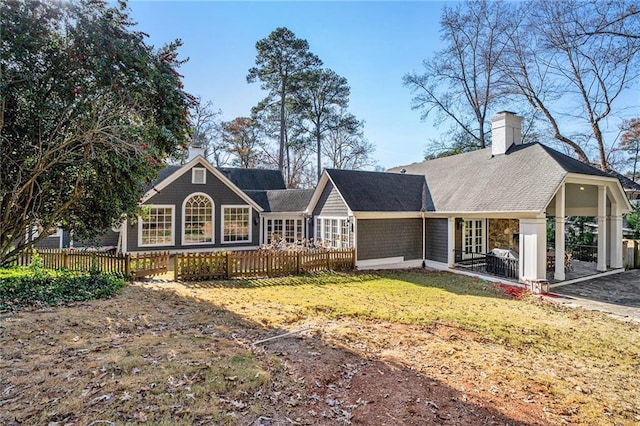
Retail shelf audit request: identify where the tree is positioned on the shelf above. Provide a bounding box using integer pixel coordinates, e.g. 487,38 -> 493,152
0,0 -> 194,264
322,110 -> 375,170
222,117 -> 262,169
293,68 -> 350,181
626,203 -> 640,238
500,0 -> 640,170
620,118 -> 640,181
189,97 -> 226,166
251,97 -> 310,186
247,27 -> 322,174
403,0 -> 516,150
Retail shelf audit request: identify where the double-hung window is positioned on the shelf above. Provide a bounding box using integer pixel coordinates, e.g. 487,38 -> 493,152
139,206 -> 174,246
222,205 -> 251,243
266,218 -> 303,243
315,217 -> 351,248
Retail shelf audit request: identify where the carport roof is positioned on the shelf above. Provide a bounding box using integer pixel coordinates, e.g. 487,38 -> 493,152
388,142 -> 618,213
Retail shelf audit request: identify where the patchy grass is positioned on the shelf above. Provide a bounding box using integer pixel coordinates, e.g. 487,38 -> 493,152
1,269 -> 639,425
162,270 -> 640,425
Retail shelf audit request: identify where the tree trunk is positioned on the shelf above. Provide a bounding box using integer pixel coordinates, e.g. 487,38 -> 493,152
316,125 -> 322,182
279,80 -> 286,173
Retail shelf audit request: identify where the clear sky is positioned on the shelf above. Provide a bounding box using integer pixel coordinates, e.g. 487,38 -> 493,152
126,0 -> 451,170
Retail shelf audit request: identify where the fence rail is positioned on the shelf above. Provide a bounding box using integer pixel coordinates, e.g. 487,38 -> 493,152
454,250 -> 519,280
14,249 -> 169,278
175,248 -> 355,281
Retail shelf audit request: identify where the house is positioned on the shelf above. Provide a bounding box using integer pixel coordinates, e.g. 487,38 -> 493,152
308,111 -> 632,285
34,111 -> 632,287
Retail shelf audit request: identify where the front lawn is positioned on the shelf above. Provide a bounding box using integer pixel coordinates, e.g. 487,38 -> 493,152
1,270 -> 638,425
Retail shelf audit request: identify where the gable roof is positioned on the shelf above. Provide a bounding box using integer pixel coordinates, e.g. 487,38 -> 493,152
388,142 -> 621,213
245,189 -> 314,213
315,169 -> 429,212
606,168 -> 640,193
141,156 -> 263,211
217,168 -> 285,191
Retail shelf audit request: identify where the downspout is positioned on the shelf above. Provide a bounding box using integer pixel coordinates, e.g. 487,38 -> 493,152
422,213 -> 426,268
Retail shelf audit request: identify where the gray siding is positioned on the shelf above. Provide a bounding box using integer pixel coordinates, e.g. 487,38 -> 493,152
356,218 -> 422,261
126,167 -> 260,252
75,229 -> 119,248
313,182 -> 349,217
424,218 -> 448,263
35,235 -> 61,249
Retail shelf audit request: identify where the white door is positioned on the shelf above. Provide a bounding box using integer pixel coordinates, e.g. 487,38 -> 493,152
463,219 -> 485,258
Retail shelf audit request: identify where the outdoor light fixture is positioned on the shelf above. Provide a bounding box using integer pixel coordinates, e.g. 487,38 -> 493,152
579,186 -> 585,191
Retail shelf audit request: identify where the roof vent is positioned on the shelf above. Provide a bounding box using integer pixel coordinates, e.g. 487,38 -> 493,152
400,168 -> 406,174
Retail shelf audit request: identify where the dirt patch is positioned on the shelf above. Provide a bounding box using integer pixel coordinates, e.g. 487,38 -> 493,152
2,276 -> 636,425
254,322 -> 549,425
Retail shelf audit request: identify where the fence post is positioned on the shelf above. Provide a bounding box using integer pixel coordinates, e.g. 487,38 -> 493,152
226,252 -> 231,279
326,251 -> 331,270
266,252 -> 272,277
296,251 -> 301,275
635,241 -> 640,269
125,254 -> 132,277
351,248 -> 356,270
63,250 -> 69,269
174,254 -> 179,281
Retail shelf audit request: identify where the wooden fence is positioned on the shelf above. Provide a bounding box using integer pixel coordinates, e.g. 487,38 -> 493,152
623,240 -> 640,269
14,249 -> 169,278
175,248 -> 356,281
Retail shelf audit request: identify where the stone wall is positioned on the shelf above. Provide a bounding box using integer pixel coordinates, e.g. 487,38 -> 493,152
488,219 -> 519,251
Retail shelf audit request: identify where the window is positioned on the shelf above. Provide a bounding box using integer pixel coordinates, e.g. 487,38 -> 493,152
222,206 -> 251,243
192,167 -> 206,184
463,219 -> 484,257
140,206 -> 174,246
183,193 -> 213,244
266,218 -> 303,243
315,217 -> 351,248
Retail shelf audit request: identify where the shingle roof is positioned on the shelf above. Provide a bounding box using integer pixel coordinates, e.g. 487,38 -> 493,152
245,189 -> 315,212
388,142 -> 610,213
606,168 -> 640,192
147,165 -> 180,191
218,168 -> 285,191
326,169 -> 429,212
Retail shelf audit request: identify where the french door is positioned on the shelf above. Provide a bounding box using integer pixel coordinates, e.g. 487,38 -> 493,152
463,219 -> 485,258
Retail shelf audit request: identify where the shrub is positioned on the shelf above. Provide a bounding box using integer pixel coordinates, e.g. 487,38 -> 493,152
0,265 -> 126,312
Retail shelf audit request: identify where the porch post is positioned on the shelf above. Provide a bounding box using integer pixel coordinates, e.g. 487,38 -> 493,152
519,216 -> 547,282
597,185 -> 607,272
609,201 -> 623,269
447,217 -> 455,267
554,183 -> 566,281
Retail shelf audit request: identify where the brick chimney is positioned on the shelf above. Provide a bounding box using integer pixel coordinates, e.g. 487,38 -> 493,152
491,111 -> 523,156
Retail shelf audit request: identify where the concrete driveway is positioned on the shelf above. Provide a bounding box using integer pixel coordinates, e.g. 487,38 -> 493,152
547,269 -> 640,323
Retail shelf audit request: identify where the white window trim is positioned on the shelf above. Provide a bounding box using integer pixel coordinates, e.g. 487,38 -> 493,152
314,216 -> 351,248
265,217 -> 304,244
138,204 -> 175,247
462,218 -> 486,258
182,192 -> 215,246
221,204 -> 252,244
191,167 -> 207,184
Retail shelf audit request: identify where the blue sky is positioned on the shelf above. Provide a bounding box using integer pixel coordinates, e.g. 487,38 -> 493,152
127,1 -> 450,169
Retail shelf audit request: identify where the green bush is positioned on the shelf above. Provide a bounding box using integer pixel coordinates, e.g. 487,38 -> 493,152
0,265 -> 126,312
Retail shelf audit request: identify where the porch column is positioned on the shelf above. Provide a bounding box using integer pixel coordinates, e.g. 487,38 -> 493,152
597,185 -> 607,272
554,183 -> 566,281
447,217 -> 455,267
609,201 -> 623,269
519,216 -> 547,282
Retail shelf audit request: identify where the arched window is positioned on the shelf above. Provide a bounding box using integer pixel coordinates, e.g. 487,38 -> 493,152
183,193 -> 214,244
